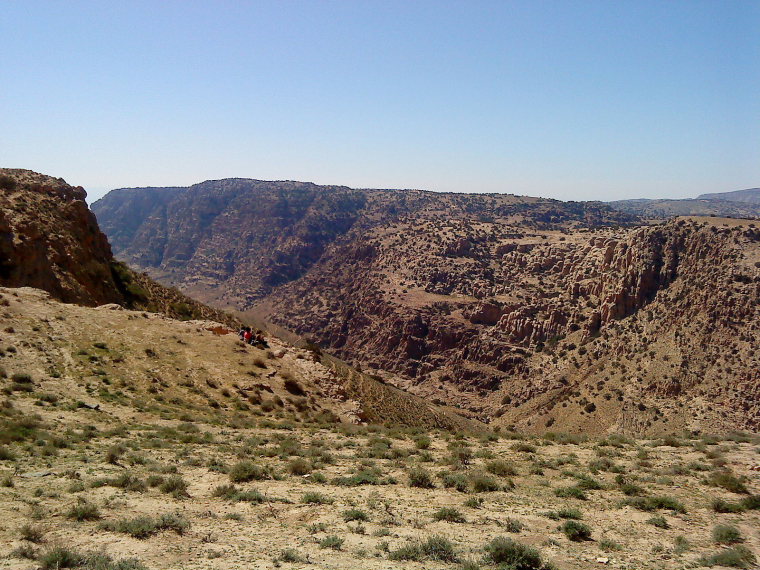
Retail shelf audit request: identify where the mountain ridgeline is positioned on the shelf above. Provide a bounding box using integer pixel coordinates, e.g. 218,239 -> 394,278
0,168 -> 479,431
93,179 -> 760,435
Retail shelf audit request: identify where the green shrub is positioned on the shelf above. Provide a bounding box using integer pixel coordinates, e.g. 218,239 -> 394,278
212,484 -> 265,503
464,497 -> 484,508
229,460 -> 270,482
159,475 -> 189,498
278,548 -> 307,563
440,471 -> 469,493
109,472 -> 146,492
0,445 -> 16,461
287,457 -> 312,475
414,435 -> 432,449
408,467 -> 435,488
503,518 -> 523,533
302,492 -> 333,504
101,516 -> 157,539
712,498 -> 745,513
433,507 -> 466,523
599,538 -> 622,551
105,444 -> 126,465
622,496 -> 686,513
707,471 -> 749,494
554,486 -> 587,500
699,546 -> 756,568
390,536 -> 458,563
10,544 -> 37,559
485,459 -> 518,477
646,516 -> 669,529
483,536 -> 545,569
389,543 -> 424,561
19,524 -> 44,543
741,495 -> 760,510
419,535 -> 458,562
318,535 -> 344,550
619,482 -> 645,496
561,520 -> 591,541
10,373 -> 33,384
713,524 -> 743,544
674,535 -> 691,554
544,508 -> 582,520
343,508 -> 369,522
469,472 -> 500,493
37,548 -> 85,569
448,446 -> 474,466
66,499 -> 101,521
39,550 -> 134,569
574,474 -> 603,490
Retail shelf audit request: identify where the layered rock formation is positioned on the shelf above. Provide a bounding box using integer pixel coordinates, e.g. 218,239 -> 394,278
93,178 -> 760,434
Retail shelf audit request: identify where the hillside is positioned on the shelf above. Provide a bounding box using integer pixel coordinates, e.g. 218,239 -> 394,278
0,169 -> 236,326
92,179 -> 637,306
1,291 -> 758,570
1,171 -> 758,570
0,168 -> 476,432
697,188 -> 760,205
607,197 -> 760,219
93,179 -> 760,435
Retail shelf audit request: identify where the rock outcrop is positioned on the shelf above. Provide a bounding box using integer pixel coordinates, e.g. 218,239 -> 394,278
0,169 -> 238,326
0,169 -> 119,305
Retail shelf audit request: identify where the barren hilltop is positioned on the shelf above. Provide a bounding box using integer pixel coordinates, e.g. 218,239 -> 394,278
93,179 -> 760,435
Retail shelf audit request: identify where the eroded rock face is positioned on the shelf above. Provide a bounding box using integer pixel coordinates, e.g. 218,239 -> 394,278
0,169 -> 241,327
0,169 -> 120,305
93,178 -> 760,434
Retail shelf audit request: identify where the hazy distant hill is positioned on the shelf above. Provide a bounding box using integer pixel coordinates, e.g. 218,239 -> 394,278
697,188 -> 760,204
607,188 -> 760,219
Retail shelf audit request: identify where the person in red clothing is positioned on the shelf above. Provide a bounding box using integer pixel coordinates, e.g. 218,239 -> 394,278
243,327 -> 253,344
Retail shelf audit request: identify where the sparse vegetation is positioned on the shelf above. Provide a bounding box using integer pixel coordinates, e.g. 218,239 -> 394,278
433,506 -> 466,523
561,520 -> 592,541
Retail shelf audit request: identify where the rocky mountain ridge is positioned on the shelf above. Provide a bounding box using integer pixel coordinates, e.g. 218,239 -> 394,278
93,178 -> 760,435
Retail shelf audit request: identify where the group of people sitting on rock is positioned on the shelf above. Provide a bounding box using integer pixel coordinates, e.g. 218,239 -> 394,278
239,326 -> 269,348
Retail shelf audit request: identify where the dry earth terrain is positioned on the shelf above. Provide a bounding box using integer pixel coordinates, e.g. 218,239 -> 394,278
1,288 -> 759,570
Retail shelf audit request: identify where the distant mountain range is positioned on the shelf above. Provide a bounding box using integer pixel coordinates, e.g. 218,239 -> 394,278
697,187 -> 760,204
607,188 -> 760,219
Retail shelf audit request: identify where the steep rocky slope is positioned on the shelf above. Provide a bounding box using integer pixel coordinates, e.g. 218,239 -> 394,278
0,169 -> 119,305
93,179 -> 760,435
262,216 -> 760,435
93,179 -> 636,307
0,169 -> 476,432
0,169 -> 236,325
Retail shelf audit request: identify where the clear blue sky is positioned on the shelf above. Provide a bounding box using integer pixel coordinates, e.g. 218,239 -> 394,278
2,1 -> 758,202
